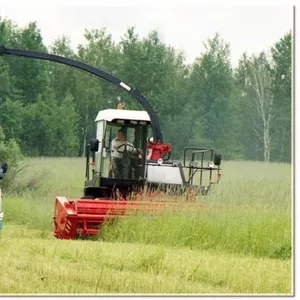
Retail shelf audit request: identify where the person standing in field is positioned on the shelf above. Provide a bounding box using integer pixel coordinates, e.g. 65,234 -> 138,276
0,162 -> 8,232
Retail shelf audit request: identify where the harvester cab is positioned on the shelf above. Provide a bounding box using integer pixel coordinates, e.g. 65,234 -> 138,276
84,108 -> 153,199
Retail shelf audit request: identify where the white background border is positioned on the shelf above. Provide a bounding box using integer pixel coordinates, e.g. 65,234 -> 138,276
0,0 -> 297,299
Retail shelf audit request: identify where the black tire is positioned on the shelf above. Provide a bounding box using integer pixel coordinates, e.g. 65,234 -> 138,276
80,195 -> 95,199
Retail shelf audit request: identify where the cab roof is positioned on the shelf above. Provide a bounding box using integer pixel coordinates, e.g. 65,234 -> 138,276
95,109 -> 151,123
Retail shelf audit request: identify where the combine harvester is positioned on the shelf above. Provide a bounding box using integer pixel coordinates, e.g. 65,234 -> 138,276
0,44 -> 222,239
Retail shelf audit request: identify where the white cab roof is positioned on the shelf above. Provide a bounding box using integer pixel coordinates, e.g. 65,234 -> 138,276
95,109 -> 151,122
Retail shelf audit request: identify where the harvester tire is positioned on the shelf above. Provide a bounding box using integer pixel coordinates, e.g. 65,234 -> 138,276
80,195 -> 95,199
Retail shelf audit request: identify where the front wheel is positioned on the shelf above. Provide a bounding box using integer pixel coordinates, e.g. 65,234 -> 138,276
80,195 -> 95,199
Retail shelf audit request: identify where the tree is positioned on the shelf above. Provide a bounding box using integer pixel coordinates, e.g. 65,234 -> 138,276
0,18 -> 21,104
0,17 -> 292,162
0,98 -> 25,143
118,27 -> 190,156
186,33 -> 237,158
49,36 -> 78,102
270,32 -> 292,162
238,52 -> 273,162
6,22 -> 51,105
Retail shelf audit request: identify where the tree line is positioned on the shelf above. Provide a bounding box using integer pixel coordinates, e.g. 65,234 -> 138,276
0,18 -> 292,162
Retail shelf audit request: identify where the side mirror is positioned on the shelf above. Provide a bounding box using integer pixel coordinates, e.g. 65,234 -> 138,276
213,151 -> 222,166
89,138 -> 99,152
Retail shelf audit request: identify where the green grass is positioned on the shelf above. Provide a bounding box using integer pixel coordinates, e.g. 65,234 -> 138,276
0,225 -> 292,295
99,209 -> 291,259
0,157 -> 293,294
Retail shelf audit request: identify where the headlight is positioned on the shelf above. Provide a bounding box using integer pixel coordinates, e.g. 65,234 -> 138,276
157,158 -> 163,165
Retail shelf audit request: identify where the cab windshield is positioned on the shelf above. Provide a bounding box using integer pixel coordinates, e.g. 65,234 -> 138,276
101,121 -> 150,180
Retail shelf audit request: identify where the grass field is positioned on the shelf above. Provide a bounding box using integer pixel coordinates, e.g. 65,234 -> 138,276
0,158 -> 293,295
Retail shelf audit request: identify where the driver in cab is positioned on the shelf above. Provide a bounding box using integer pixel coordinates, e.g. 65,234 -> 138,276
111,128 -> 136,179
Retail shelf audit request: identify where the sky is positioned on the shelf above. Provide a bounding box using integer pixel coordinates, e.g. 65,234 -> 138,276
0,3 -> 294,67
